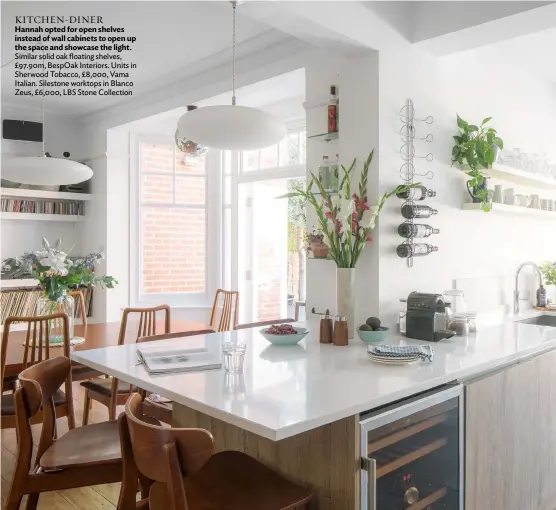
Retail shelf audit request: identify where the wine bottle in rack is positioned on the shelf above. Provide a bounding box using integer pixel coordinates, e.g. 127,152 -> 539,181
401,204 -> 438,219
396,243 -> 438,258
398,223 -> 439,238
396,185 -> 436,201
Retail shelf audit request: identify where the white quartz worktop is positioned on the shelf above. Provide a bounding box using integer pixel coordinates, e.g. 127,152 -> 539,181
72,314 -> 556,441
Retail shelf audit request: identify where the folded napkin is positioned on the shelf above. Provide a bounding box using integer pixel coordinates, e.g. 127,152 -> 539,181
368,344 -> 434,362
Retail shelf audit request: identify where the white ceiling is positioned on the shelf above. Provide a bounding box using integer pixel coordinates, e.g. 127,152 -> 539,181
126,68 -> 306,136
365,1 -> 553,42
1,1 -> 270,115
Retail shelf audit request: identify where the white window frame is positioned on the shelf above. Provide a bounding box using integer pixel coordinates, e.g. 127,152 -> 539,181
130,133 -> 221,308
226,124 -> 307,322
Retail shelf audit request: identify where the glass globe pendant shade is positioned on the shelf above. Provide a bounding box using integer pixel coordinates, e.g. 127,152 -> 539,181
177,105 -> 286,151
1,156 -> 93,185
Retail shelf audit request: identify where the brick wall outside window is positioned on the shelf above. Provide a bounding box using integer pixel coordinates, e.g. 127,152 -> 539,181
140,142 -> 206,295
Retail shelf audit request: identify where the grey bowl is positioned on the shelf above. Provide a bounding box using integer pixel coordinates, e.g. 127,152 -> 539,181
260,327 -> 309,346
357,327 -> 389,343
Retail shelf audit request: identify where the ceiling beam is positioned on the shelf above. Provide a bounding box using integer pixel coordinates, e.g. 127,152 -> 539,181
240,1 -> 408,53
414,3 -> 556,56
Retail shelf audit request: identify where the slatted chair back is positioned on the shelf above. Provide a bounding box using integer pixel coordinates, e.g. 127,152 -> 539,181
118,305 -> 171,345
209,290 -> 239,332
67,290 -> 88,327
1,313 -> 70,388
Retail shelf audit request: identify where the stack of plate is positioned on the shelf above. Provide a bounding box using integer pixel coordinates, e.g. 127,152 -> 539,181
366,344 -> 427,365
366,351 -> 420,365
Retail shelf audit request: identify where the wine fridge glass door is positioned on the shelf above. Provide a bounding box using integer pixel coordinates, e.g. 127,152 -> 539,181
360,385 -> 463,510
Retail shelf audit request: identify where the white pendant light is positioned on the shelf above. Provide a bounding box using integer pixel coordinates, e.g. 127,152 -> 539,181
2,89 -> 93,186
2,156 -> 92,185
177,2 -> 285,151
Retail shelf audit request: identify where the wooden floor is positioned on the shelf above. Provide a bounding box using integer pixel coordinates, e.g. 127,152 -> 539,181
1,382 -> 127,510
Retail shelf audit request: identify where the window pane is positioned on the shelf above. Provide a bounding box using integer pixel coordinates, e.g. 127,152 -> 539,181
299,131 -> 307,165
141,143 -> 173,174
142,207 -> 206,294
223,150 -> 232,175
175,175 -> 206,205
260,144 -> 278,169
142,174 -> 173,204
175,153 -> 205,175
242,150 -> 259,172
224,175 -> 231,206
286,133 -> 301,165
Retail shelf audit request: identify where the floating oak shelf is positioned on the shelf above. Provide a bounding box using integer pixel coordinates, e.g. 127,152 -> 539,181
461,164 -> 556,190
0,188 -> 92,201
462,202 -> 556,218
1,212 -> 85,222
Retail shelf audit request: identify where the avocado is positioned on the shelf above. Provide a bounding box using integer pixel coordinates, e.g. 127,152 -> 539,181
359,324 -> 373,331
366,317 -> 381,329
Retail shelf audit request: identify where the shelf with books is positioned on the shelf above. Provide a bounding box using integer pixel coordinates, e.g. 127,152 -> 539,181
0,188 -> 92,201
1,212 -> 85,222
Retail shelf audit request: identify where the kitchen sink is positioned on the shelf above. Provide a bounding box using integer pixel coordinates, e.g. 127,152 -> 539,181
517,314 -> 556,327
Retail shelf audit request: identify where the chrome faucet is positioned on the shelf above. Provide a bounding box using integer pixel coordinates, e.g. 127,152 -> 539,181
514,262 -> 543,314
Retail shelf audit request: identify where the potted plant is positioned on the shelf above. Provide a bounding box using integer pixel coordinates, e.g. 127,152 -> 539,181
452,115 -> 504,212
2,239 -> 117,341
281,150 -> 416,338
540,261 -> 556,306
306,230 -> 329,259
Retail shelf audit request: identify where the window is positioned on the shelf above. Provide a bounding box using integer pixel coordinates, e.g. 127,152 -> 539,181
132,135 -> 219,306
224,127 -> 307,323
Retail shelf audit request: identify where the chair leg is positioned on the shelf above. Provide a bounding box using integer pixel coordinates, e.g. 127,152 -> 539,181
67,401 -> 76,430
24,493 -> 39,510
139,475 -> 152,500
82,390 -> 90,426
108,395 -> 117,421
4,489 -> 23,510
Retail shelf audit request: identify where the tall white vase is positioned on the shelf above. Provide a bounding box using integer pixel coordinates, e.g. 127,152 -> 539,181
336,268 -> 355,339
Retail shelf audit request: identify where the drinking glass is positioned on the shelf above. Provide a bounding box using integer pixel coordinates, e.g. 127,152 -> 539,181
222,334 -> 246,373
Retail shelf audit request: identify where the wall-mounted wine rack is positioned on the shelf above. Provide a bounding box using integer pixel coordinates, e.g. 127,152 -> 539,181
398,98 -> 436,267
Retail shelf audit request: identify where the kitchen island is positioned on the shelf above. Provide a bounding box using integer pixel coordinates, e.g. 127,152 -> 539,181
73,313 -> 556,509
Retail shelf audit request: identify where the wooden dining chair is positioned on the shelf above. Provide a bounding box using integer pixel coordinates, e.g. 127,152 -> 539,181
80,305 -> 171,424
138,328 -> 216,425
3,356 -> 124,510
0,314 -> 75,431
209,289 -> 239,332
118,393 -> 313,510
67,289 -> 87,326
235,318 -> 295,330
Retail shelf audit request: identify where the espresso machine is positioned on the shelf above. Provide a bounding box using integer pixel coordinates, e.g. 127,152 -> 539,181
405,292 -> 455,342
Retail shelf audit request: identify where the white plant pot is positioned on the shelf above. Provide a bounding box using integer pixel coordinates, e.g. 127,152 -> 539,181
336,268 -> 355,339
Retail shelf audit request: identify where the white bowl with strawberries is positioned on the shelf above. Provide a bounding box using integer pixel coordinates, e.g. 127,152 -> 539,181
260,324 -> 309,346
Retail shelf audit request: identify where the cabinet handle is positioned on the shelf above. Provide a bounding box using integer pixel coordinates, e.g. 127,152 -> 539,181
362,456 -> 376,510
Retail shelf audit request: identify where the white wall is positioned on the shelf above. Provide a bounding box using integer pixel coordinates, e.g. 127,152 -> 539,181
305,51 -> 380,327
1,104 -> 87,260
377,42 -> 556,326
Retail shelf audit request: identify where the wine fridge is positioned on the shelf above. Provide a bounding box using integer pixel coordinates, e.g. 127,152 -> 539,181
360,385 -> 463,510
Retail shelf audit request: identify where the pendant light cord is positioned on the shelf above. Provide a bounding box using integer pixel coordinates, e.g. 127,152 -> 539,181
42,48 -> 46,156
231,0 -> 237,106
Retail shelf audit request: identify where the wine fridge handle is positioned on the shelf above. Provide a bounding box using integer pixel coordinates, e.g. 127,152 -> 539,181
362,456 -> 377,510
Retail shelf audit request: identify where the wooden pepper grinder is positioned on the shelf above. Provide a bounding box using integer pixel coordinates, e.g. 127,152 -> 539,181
333,315 -> 348,346
312,307 -> 333,344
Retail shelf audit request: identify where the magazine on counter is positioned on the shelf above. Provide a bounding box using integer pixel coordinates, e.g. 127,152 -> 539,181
137,345 -> 221,375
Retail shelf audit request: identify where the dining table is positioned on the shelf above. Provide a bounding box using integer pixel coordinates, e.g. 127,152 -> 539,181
2,319 -> 210,379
